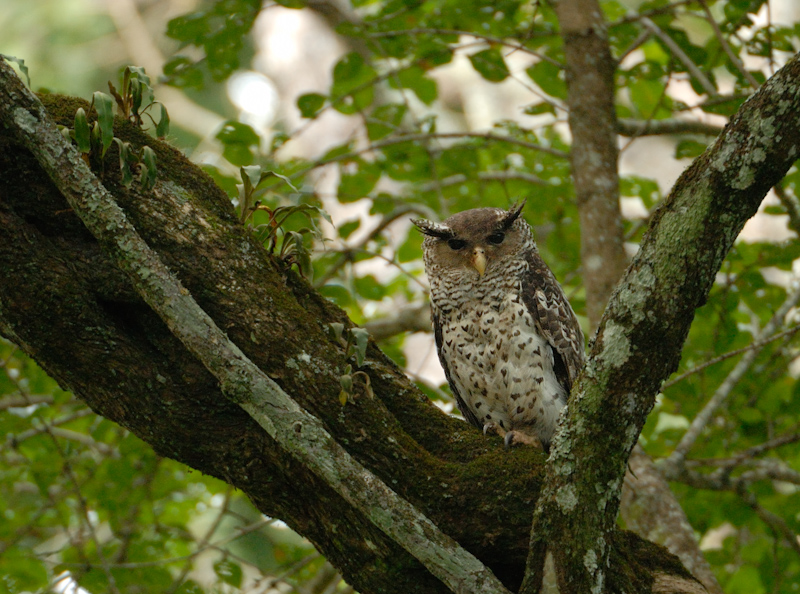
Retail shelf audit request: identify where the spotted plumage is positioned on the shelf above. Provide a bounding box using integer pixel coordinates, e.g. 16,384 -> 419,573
413,202 -> 584,450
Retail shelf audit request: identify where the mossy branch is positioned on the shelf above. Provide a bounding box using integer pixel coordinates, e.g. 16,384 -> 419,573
0,57 -> 511,594
528,51 -> 800,593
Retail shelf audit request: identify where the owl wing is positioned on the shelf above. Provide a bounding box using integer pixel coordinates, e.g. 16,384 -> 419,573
521,252 -> 585,393
432,309 -> 483,430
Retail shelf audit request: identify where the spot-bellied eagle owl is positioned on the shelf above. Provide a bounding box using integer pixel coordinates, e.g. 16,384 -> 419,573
413,202 -> 584,451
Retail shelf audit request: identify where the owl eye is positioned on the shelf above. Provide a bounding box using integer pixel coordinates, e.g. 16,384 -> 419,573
447,239 -> 467,250
487,232 -> 505,245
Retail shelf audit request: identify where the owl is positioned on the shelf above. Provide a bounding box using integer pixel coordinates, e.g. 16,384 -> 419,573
413,201 -> 584,451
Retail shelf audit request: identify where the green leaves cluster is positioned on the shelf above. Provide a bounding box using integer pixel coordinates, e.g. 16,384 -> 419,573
163,0 -> 262,87
59,67 -> 167,190
329,324 -> 374,405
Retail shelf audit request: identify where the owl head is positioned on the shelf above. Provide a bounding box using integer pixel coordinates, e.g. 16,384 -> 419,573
412,201 -> 532,277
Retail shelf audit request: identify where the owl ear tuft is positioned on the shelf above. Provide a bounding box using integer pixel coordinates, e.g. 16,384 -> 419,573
412,218 -> 455,240
501,200 -> 527,230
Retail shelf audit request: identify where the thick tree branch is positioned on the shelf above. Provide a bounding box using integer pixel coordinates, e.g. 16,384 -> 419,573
527,52 -> 800,593
0,58 -> 512,594
528,1 -> 721,592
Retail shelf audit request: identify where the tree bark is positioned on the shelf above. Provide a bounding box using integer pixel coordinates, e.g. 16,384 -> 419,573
554,0 -> 628,330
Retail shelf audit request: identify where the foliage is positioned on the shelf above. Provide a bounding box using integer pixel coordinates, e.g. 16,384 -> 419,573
2,0 -> 800,592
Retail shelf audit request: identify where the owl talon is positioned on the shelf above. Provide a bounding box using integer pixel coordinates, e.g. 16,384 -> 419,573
504,430 -> 544,450
482,422 -> 505,438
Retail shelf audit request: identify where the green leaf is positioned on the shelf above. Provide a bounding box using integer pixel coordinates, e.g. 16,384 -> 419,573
162,56 -> 204,89
331,52 -> 376,114
468,48 -> 510,82
156,103 -> 170,137
92,91 -> 115,156
258,170 -> 299,193
726,565 -> 765,594
526,60 -> 567,99
523,103 -> 556,116
213,559 -> 243,588
0,549 -> 48,592
297,93 -> 326,118
390,66 -> 438,104
675,140 -> 708,159
339,162 -> 379,202
130,78 -> 144,117
367,103 -> 407,141
328,322 -> 345,344
240,164 -> 260,195
353,274 -> 385,301
628,78 -> 670,118
1,54 -> 30,86
141,146 -> 158,190
216,121 -> 260,167
350,328 -> 370,367
73,108 -> 91,153
113,138 -> 134,187
338,219 -> 360,240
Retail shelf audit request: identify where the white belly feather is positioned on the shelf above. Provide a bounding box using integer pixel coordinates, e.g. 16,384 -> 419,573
440,292 -> 566,443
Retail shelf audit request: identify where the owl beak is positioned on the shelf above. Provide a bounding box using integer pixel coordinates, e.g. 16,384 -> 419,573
471,248 -> 487,276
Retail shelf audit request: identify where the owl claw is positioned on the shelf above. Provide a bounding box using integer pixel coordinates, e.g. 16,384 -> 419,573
482,421 -> 502,437
503,430 -> 544,450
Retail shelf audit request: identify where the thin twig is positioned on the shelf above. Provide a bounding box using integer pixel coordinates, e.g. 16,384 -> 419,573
291,132 -> 568,182
664,280 -> 800,467
416,170 -> 547,193
365,27 -> 564,67
738,487 -> 800,558
663,323 -> 800,389
773,181 -> 800,236
640,17 -> 718,96
696,0 -> 760,89
165,487 -> 234,594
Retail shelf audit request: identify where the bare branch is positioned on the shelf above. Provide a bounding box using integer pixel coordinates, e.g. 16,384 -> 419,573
773,181 -> 800,236
696,0 -> 760,90
416,170 -> 547,193
364,302 -> 431,340
640,17 -> 718,96
663,323 -> 800,390
617,118 -> 723,137
622,447 -> 723,594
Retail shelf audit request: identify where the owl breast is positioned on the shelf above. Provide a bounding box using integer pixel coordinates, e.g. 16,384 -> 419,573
438,288 -> 567,448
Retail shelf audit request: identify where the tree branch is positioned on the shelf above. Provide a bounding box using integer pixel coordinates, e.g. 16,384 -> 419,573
0,58 -> 512,594
527,51 -> 800,593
